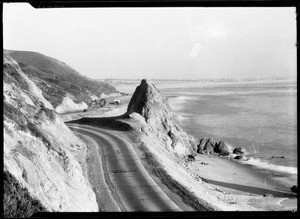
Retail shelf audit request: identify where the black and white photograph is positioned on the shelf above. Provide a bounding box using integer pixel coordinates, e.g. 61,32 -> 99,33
2,1 -> 297,216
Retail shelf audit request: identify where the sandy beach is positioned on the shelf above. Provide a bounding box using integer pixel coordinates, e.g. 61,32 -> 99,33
184,154 -> 297,211
198,155 -> 297,211
192,155 -> 294,196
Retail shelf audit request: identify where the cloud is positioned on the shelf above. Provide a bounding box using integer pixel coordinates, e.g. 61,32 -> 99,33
190,42 -> 202,58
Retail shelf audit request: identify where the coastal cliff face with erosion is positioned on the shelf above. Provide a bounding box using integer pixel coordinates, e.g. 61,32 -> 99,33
6,50 -> 117,114
3,52 -> 98,215
127,79 -> 199,157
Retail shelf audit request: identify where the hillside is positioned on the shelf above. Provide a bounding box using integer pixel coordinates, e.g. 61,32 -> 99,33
3,52 -> 98,215
6,50 -> 118,113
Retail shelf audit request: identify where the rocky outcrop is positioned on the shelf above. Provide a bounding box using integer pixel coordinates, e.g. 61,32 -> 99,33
127,79 -> 174,133
233,147 -> 245,155
3,52 -> 98,212
126,80 -> 235,158
214,141 -> 230,155
291,186 -> 298,193
88,98 -> 106,108
197,138 -> 207,153
185,155 -> 196,162
234,155 -> 243,160
127,79 -> 198,156
204,138 -> 215,153
197,138 -> 230,156
197,138 -> 215,154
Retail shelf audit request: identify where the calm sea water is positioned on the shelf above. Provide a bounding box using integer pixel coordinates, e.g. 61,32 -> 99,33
160,80 -> 297,179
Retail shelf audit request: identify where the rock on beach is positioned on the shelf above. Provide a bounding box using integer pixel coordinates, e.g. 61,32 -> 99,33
233,147 -> 245,155
214,141 -> 230,155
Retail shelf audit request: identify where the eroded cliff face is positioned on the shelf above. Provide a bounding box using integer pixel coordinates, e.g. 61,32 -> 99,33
55,95 -> 88,114
3,52 -> 98,212
127,79 -> 198,156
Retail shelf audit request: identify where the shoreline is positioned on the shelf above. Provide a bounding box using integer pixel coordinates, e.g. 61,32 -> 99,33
190,154 -> 297,211
192,154 -> 296,198
165,94 -> 297,192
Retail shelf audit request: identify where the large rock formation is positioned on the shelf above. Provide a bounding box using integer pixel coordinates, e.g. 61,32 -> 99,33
214,141 -> 230,155
3,52 -> 98,212
197,138 -> 230,156
127,79 -> 198,156
197,138 -> 207,153
204,138 -> 215,153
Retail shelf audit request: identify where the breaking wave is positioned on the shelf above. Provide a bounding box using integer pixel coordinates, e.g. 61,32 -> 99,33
242,157 -> 297,175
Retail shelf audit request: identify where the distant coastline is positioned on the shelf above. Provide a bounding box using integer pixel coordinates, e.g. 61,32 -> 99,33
115,78 -> 296,95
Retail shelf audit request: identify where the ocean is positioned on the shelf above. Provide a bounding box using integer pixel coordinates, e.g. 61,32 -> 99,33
159,80 -> 297,186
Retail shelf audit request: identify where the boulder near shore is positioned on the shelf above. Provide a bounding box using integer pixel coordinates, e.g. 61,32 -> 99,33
197,138 -> 230,156
233,147 -> 245,155
214,141 -> 230,155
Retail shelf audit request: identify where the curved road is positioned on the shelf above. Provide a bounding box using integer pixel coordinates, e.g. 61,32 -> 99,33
68,123 -> 182,212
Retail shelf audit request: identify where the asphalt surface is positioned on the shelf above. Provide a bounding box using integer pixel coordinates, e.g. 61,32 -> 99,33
68,123 -> 182,212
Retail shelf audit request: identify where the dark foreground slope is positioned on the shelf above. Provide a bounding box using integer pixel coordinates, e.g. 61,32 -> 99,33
6,50 -> 117,109
3,171 -> 46,218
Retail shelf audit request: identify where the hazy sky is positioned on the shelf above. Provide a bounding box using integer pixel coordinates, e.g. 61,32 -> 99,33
3,3 -> 297,80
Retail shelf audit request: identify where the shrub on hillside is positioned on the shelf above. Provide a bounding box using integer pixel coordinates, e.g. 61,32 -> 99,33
27,122 -> 51,150
3,63 -> 29,91
3,171 -> 47,218
43,108 -> 56,121
4,102 -> 27,131
36,102 -> 56,121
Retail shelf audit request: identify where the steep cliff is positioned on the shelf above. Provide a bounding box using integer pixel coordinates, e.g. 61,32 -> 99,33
3,52 -> 98,213
127,79 -> 198,156
6,50 -> 117,113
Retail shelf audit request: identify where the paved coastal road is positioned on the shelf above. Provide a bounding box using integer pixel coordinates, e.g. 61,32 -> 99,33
68,124 -> 182,212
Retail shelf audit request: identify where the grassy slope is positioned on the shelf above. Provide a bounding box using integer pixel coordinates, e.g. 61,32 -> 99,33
7,50 -> 117,108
